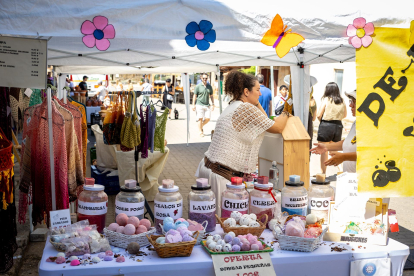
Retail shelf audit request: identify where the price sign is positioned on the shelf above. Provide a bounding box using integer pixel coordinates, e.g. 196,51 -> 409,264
0,36 -> 47,89
211,253 -> 276,276
49,209 -> 71,229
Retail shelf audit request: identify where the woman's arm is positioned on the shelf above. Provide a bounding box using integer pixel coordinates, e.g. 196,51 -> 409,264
325,152 -> 356,166
266,112 -> 290,134
317,100 -> 326,121
310,140 -> 344,154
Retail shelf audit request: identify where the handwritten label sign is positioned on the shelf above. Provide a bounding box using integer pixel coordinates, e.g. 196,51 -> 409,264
211,253 -> 276,276
50,209 -> 71,229
0,36 -> 47,89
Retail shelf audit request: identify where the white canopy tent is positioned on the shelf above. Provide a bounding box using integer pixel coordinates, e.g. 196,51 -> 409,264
1,0 -> 412,141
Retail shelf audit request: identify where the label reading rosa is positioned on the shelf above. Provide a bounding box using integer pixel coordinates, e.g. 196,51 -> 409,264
190,200 -> 216,214
309,197 -> 331,211
154,200 -> 183,220
77,200 -> 108,215
222,198 -> 249,212
115,200 -> 145,216
250,196 -> 276,209
281,196 -> 307,216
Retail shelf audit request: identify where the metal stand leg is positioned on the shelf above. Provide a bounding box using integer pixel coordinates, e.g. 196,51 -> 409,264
134,146 -> 154,222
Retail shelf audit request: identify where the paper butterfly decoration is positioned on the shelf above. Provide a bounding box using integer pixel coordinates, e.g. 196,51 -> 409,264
261,14 -> 304,58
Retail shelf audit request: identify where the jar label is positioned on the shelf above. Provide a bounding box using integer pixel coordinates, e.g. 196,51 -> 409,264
250,196 -> 276,209
281,196 -> 307,216
115,200 -> 145,216
222,198 -> 249,212
309,197 -> 331,211
77,200 -> 108,215
189,200 -> 216,214
154,200 -> 183,220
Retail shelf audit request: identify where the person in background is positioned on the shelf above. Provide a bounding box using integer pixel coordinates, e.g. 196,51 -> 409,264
65,77 -> 70,88
79,76 -> 88,91
96,81 -> 108,101
273,85 -> 289,116
310,89 -> 356,173
308,90 -> 317,149
256,74 -> 272,117
127,79 -> 134,92
316,82 -> 347,174
142,78 -> 153,104
192,73 -> 214,137
163,78 -> 174,119
69,78 -> 75,92
116,79 -> 123,91
197,74 -> 210,85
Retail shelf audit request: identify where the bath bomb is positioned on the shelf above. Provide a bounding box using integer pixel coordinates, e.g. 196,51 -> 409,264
207,236 -> 214,241
164,217 -> 174,224
232,244 -> 241,252
230,211 -> 243,222
56,252 -> 65,258
239,216 -> 251,226
306,214 -> 317,225
123,224 -> 136,235
213,234 -> 221,242
135,225 -> 148,234
206,239 -> 215,246
127,242 -> 141,254
246,233 -> 254,239
98,253 -> 106,259
104,256 -> 113,261
69,256 -> 78,261
105,250 -> 114,256
156,237 -> 166,244
249,214 -> 257,221
249,221 -> 261,227
179,220 -> 189,227
139,219 -> 151,229
92,257 -> 101,263
162,221 -> 176,232
224,234 -> 233,243
113,248 -> 121,253
247,236 -> 257,244
251,244 -> 259,251
208,241 -> 217,250
116,213 -> 128,226
241,243 -> 251,251
83,253 -> 91,259
127,216 -> 140,228
232,237 -> 241,245
228,231 -> 236,238
46,257 -> 54,262
70,259 -> 80,266
55,256 -> 66,264
182,234 -> 194,242
216,239 -> 226,246
165,231 -> 182,243
257,242 -> 264,250
176,218 -> 186,222
176,225 -> 188,232
116,256 -> 125,262
178,229 -> 192,237
223,218 -> 236,227
116,226 -> 125,233
223,243 -> 232,252
215,245 -> 223,252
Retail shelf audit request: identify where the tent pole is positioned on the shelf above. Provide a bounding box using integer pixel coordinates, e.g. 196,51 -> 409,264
47,87 -> 57,211
270,66 -> 275,97
217,66 -> 222,114
299,56 -> 305,125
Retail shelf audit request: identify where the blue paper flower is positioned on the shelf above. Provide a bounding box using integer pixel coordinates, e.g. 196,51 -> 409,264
185,20 -> 216,51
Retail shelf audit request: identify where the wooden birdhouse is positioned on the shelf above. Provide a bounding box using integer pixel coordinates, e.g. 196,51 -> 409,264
258,117 -> 311,189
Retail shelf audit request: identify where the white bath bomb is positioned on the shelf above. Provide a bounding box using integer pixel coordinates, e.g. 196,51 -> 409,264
230,211 -> 243,222
223,218 -> 236,228
239,216 -> 251,226
249,214 -> 257,221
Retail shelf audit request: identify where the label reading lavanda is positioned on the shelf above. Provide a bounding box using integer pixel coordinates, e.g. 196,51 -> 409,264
250,196 -> 276,209
77,200 -> 107,215
281,196 -> 307,216
190,200 -> 216,214
222,198 -> 249,212
309,197 -> 331,211
154,200 -> 183,220
115,200 -> 145,216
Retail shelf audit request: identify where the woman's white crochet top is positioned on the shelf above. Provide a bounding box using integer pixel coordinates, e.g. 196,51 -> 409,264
205,101 -> 274,173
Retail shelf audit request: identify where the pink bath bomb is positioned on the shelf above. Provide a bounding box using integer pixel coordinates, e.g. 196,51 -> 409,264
123,224 -> 136,235
248,236 -> 257,244
127,216 -> 140,228
241,243 -> 250,251
116,213 -> 128,226
139,219 -> 151,229
256,242 -> 264,250
70,259 -> 80,266
55,256 -> 65,264
105,250 -> 114,256
116,256 -> 125,263
135,225 -> 148,234
108,223 -> 119,231
116,226 -> 125,233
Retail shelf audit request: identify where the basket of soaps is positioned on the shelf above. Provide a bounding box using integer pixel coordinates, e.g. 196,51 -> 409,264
216,212 -> 268,237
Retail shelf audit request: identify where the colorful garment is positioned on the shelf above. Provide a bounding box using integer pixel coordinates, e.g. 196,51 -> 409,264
148,106 -> 157,153
154,108 -> 169,153
70,99 -> 87,178
28,89 -> 43,107
139,104 -> 149,158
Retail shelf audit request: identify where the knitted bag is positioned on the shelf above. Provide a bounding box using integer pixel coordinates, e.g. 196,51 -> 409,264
102,94 -> 119,145
0,127 -> 13,172
120,92 -> 140,148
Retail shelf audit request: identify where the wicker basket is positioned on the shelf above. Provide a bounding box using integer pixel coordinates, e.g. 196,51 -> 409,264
146,232 -> 199,258
159,221 -> 208,245
215,214 -> 268,237
103,227 -> 156,249
275,226 -> 329,252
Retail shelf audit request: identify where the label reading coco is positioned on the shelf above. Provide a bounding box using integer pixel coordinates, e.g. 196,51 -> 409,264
222,198 -> 249,212
250,196 -> 276,209
190,200 -> 216,213
281,196 -> 307,216
309,197 -> 331,211
115,200 -> 145,216
154,200 -> 183,220
77,200 -> 107,215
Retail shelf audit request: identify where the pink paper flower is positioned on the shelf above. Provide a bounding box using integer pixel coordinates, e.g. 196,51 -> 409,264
347,18 -> 374,49
81,16 -> 115,51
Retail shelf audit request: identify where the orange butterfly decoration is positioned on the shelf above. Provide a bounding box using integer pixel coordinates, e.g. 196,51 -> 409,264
261,14 -> 305,58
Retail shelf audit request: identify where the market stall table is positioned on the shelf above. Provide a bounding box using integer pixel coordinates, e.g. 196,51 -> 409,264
39,225 -> 409,276
86,106 -> 101,124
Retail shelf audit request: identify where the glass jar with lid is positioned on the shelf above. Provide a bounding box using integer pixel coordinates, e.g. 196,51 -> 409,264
188,178 -> 216,232
308,179 -> 334,222
115,179 -> 145,220
77,184 -> 108,233
249,176 -> 279,228
281,175 -> 308,216
221,177 -> 249,218
154,179 -> 183,234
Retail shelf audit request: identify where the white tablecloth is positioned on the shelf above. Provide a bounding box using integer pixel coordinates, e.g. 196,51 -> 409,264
39,225 -> 409,276
86,106 -> 101,123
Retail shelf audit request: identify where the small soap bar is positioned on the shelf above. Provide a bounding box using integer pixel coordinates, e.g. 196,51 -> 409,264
162,179 -> 174,189
231,177 -> 243,185
315,173 -> 326,182
84,178 -> 95,186
196,178 -> 208,187
125,179 -> 137,188
289,175 -> 300,183
257,176 -> 269,184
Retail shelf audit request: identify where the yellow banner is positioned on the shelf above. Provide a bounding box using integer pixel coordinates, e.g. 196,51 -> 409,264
356,26 -> 414,197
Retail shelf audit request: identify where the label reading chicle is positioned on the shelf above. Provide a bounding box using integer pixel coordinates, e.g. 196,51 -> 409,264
222,198 -> 249,212
190,200 -> 216,214
154,200 -> 183,220
77,200 -> 108,215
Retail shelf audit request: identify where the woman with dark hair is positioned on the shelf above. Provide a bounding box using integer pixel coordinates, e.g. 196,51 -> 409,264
195,70 -> 291,215
316,82 -> 347,173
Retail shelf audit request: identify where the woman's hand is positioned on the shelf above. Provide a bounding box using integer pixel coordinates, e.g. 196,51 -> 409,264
310,143 -> 327,155
324,152 -> 345,166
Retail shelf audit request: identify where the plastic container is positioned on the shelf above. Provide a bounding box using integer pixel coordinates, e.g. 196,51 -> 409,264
154,179 -> 183,234
249,176 -> 279,228
281,175 -> 308,216
77,184 -> 108,233
221,177 -> 249,218
308,179 -> 334,222
188,178 -> 216,232
115,179 -> 145,220
269,161 -> 281,191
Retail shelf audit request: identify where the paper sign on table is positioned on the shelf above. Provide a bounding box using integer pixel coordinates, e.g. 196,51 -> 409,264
49,209 -> 71,229
350,258 -> 390,276
211,252 -> 276,276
